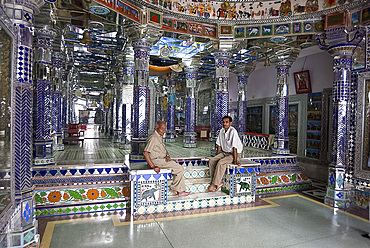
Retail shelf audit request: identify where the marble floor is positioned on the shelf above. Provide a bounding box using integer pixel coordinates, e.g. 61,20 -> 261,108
38,194 -> 370,248
42,125 -> 370,248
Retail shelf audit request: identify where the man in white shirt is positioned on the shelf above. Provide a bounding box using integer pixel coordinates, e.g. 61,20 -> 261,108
207,116 -> 243,192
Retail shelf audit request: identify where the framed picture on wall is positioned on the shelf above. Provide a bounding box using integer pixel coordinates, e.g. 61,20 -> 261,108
294,70 -> 312,94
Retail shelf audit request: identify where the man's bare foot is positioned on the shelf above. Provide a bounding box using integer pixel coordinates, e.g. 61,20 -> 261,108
207,184 -> 215,192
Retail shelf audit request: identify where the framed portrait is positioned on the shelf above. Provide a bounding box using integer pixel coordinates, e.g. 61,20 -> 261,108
325,10 -> 346,29
355,71 -> 370,179
294,70 -> 312,94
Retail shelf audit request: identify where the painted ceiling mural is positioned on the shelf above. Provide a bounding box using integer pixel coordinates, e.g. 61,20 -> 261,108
143,0 -> 345,21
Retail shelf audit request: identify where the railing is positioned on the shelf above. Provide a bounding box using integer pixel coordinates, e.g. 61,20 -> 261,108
242,132 -> 271,150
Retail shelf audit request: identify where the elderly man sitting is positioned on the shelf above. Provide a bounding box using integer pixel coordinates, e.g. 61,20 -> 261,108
143,121 -> 190,197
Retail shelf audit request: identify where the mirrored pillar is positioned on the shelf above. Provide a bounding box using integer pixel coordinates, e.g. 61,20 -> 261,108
4,0 -> 40,243
130,39 -> 151,161
33,26 -> 56,166
184,64 -> 198,148
155,84 -> 162,125
61,65 -> 69,137
120,60 -> 134,150
272,60 -> 292,155
52,52 -> 64,151
165,74 -> 176,143
113,71 -> 121,143
324,45 -> 354,209
318,26 -> 365,209
237,71 -> 248,135
210,50 -> 231,141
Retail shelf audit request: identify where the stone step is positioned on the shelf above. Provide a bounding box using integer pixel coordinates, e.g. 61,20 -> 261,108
134,191 -> 254,215
167,191 -> 226,202
183,165 -> 210,179
168,178 -> 211,195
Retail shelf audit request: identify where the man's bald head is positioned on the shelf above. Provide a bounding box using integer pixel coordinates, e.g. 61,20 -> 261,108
155,121 -> 167,136
157,121 -> 166,127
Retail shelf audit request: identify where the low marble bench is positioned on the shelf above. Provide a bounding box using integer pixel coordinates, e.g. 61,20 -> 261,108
223,158 -> 259,199
129,158 -> 259,214
129,162 -> 172,212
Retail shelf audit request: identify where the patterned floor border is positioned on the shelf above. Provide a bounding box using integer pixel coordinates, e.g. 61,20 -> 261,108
36,201 -> 128,217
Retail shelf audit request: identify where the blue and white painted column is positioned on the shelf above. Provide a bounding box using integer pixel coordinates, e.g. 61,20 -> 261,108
4,0 -> 41,245
237,71 -> 248,135
120,60 -> 134,150
154,84 -> 162,125
113,71 -> 122,143
61,65 -> 69,137
318,27 -> 365,209
184,64 -> 198,148
210,50 -> 231,140
52,52 -> 64,151
272,60 -> 293,155
130,39 -> 151,161
33,25 -> 56,166
165,74 -> 176,143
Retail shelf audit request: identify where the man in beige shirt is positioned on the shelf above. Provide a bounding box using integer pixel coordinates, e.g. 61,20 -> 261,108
143,121 -> 190,197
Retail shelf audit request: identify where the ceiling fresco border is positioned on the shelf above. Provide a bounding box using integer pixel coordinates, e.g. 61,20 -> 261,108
222,18 -> 325,39
95,0 -> 144,24
123,0 -> 367,25
93,0 -> 368,41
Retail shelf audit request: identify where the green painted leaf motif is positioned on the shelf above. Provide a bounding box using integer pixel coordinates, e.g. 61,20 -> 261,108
79,189 -> 85,194
115,187 -> 121,192
104,188 -> 119,197
292,174 -> 297,182
66,190 -> 83,200
271,176 -> 278,184
40,192 -> 47,197
35,194 -> 43,203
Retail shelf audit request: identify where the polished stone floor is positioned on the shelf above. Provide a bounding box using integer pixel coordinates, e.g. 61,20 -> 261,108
42,125 -> 369,248
39,194 -> 370,248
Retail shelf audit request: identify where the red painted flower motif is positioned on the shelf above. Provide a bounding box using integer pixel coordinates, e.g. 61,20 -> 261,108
87,189 -> 99,200
260,177 -> 269,185
122,187 -> 130,197
48,191 -> 62,203
300,174 -> 308,180
281,175 -> 290,183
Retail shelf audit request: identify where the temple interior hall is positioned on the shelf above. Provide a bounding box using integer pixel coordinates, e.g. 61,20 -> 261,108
1,0 -> 370,247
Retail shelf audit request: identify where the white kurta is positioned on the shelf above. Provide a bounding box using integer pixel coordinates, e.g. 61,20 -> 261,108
216,126 -> 243,153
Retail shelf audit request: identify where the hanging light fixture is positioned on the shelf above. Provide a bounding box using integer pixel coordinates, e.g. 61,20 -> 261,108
80,10 -> 93,46
80,29 -> 93,46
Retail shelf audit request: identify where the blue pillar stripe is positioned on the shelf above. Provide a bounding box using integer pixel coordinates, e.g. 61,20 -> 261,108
238,101 -> 247,133
167,92 -> 176,131
185,97 -> 196,132
14,86 -> 32,190
132,86 -> 149,138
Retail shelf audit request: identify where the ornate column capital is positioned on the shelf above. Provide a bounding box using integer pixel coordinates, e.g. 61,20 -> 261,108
132,38 -> 152,52
316,26 -> 366,50
34,25 -> 57,39
214,50 -> 232,61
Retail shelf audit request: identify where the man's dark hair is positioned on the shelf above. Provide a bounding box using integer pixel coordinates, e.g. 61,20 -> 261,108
222,116 -> 232,122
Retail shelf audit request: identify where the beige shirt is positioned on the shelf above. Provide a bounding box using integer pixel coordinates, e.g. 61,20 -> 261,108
144,130 -> 167,160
